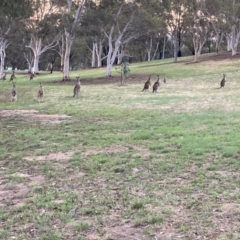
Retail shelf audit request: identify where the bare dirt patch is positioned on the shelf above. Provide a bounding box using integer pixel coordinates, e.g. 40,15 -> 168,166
219,203 -> 240,213
0,174 -> 45,207
24,150 -> 74,161
0,109 -> 71,124
51,74 -> 149,86
82,145 -> 128,156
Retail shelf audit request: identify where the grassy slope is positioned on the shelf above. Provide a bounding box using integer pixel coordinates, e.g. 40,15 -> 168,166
0,52 -> 240,240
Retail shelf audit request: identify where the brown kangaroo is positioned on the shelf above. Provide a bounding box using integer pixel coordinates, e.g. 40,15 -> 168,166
220,74 -> 226,88
153,75 -> 160,93
163,75 -> 166,84
30,72 -> 35,80
11,82 -> 17,101
73,77 -> 81,97
38,82 -> 44,102
9,71 -> 16,81
142,76 -> 151,92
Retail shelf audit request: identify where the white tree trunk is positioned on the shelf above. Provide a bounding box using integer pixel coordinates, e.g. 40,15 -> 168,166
226,34 -> 232,51
152,40 -> 160,60
0,44 -> 6,78
63,32 -> 73,79
162,35 -> 167,59
33,54 -> 40,73
96,39 -> 103,68
0,30 -> 10,78
0,49 -> 5,79
91,41 -> 97,68
231,25 -> 240,56
146,37 -> 153,61
27,35 -> 60,73
0,39 -> 10,78
197,39 -> 206,55
173,39 -> 178,63
117,46 -> 124,64
104,5 -> 134,76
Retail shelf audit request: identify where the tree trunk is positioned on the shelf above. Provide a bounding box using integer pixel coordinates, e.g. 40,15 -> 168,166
231,25 -> 240,56
63,32 -> 74,80
96,39 -> 103,67
146,37 -> 153,61
33,54 -> 40,73
152,40 -> 160,60
162,35 -> 166,59
91,41 -> 96,68
173,40 -> 178,63
0,41 -> 8,78
0,48 -> 5,79
197,39 -> 206,55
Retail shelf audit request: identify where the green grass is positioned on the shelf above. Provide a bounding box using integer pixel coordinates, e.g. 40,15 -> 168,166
1,52 -> 240,239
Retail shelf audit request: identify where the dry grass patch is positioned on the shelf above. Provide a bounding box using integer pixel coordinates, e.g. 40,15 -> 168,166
0,109 -> 71,124
24,150 -> 74,161
82,145 -> 128,156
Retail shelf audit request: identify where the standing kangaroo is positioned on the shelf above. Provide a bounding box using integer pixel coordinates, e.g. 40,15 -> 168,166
11,82 -> 17,101
38,82 -> 44,102
9,71 -> 16,81
153,75 -> 160,93
142,76 -> 151,92
73,77 -> 81,97
220,74 -> 226,88
30,72 -> 35,80
163,75 -> 166,84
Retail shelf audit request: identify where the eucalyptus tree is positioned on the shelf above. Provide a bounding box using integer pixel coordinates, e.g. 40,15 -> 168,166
0,0 -> 32,78
222,0 -> 240,55
56,0 -> 87,80
204,0 -> 227,54
25,0 -> 61,74
82,1 -> 108,68
183,0 -> 211,61
162,0 -> 188,62
98,0 -> 142,76
135,0 -> 166,61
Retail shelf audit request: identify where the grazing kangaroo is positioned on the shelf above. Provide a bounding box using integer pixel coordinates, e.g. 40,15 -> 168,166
73,77 -> 81,97
163,75 -> 166,84
11,82 -> 17,101
153,75 -> 160,93
29,72 -> 35,80
9,71 -> 16,81
142,75 -> 151,92
38,82 -> 44,102
220,74 -> 226,88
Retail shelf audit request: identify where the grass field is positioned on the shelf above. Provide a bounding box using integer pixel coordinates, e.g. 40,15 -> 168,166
0,52 -> 240,240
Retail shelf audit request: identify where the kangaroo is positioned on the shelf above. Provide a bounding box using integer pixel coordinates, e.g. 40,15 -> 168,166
30,72 -> 35,80
142,76 -> 151,92
73,77 -> 81,97
11,82 -> 17,101
38,82 -> 44,102
220,74 -> 226,88
163,75 -> 166,84
9,71 -> 16,81
153,75 -> 160,93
